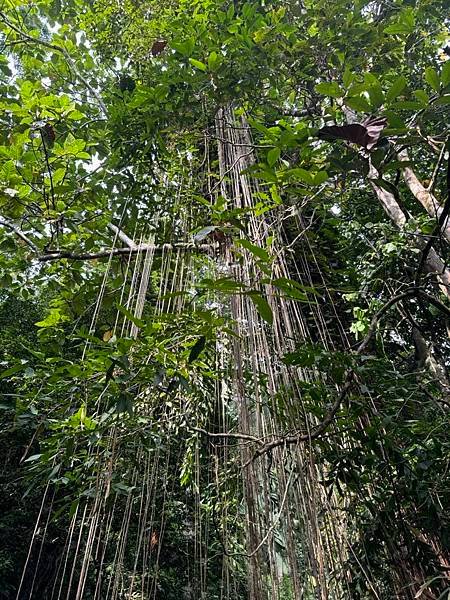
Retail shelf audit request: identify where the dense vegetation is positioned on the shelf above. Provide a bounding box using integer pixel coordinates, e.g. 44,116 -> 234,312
0,0 -> 449,598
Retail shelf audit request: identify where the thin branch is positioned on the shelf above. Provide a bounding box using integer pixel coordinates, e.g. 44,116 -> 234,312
38,242 -> 218,261
192,427 -> 261,444
0,217 -> 38,252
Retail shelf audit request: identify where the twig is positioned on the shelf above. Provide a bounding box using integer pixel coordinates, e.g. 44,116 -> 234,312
38,242 -> 219,261
192,427 -> 261,444
0,217 -> 38,251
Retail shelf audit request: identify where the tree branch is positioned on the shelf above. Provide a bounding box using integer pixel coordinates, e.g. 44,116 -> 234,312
0,217 -> 38,252
415,147 -> 450,286
38,242 -> 218,261
398,148 -> 450,244
368,162 -> 450,299
107,223 -> 137,249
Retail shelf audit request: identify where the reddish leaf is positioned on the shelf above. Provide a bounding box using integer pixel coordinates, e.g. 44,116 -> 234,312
42,123 -> 56,144
151,40 -> 167,56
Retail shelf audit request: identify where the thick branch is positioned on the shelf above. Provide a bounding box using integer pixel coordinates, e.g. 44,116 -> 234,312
415,150 -> 450,284
107,223 -> 137,249
398,148 -> 450,244
368,164 -> 450,299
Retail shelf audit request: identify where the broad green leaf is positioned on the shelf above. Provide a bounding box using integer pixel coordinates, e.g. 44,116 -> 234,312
342,68 -> 354,88
435,95 -> 450,105
384,8 -> 415,35
68,110 -> 84,120
392,100 -> 424,110
345,96 -> 371,113
52,167 -> 66,184
284,167 -> 314,185
267,147 -> 280,167
413,90 -> 429,106
384,23 -> 413,34
116,304 -> 145,329
314,82 -> 343,98
386,76 -> 407,102
189,58 -> 207,72
0,362 -> 27,380
172,38 -> 195,56
35,308 -> 69,328
424,67 -> 440,92
248,292 -> 273,325
207,51 -> 220,71
236,239 -> 270,262
313,170 -> 329,186
441,61 -> 450,88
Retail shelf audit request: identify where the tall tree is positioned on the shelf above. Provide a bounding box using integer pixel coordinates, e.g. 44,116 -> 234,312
0,0 -> 449,598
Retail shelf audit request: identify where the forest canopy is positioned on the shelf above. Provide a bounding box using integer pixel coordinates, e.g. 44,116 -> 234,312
0,0 -> 449,598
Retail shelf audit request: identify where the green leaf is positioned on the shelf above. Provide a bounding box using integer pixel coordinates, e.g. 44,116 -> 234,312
312,170 -> 328,186
267,147 -> 280,167
441,61 -> 450,88
424,67 -> 440,92
236,239 -> 270,262
392,100 -> 424,110
52,167 -> 66,184
270,278 -> 311,301
413,90 -> 429,106
207,51 -> 220,71
384,23 -> 413,35
435,95 -> 450,106
368,83 -> 384,109
370,178 -> 399,196
248,292 -> 273,325
188,336 -> 206,363
0,362 -> 27,380
172,38 -> 195,56
314,82 -> 343,98
68,110 -> 84,120
384,8 -> 415,35
283,167 -> 314,185
199,277 -> 246,293
189,58 -> 207,72
345,96 -> 371,113
342,68 -> 354,88
116,304 -> 145,329
35,308 -> 69,328
386,76 -> 407,103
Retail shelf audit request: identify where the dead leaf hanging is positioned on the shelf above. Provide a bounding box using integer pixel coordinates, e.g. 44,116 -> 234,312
151,40 -> 167,56
317,116 -> 387,150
